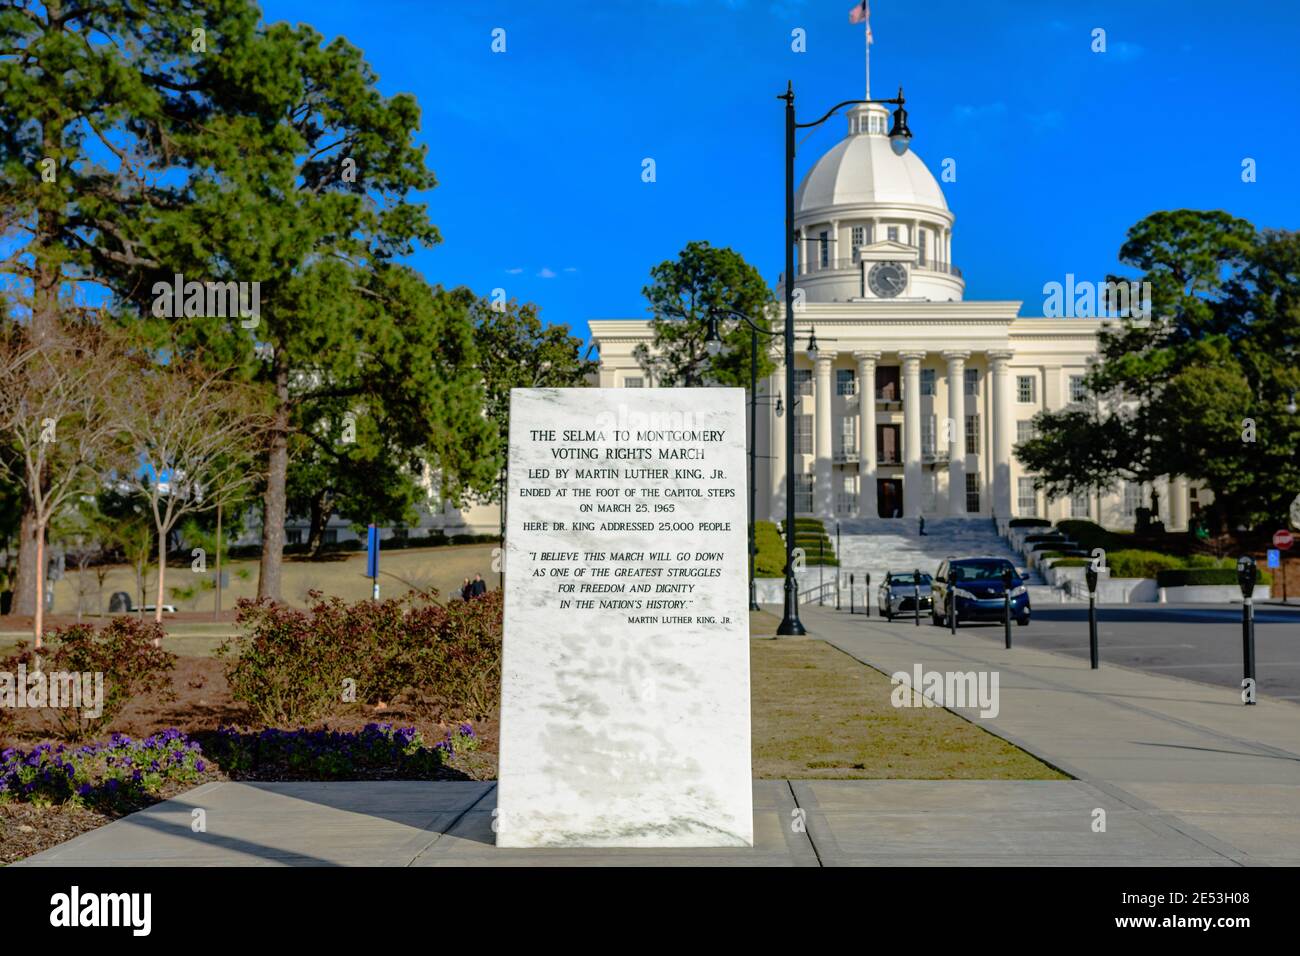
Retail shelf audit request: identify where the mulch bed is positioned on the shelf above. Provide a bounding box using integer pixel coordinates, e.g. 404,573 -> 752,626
1,657 -> 500,864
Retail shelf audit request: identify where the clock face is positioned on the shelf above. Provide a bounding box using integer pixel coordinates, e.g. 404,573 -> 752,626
868,261 -> 907,298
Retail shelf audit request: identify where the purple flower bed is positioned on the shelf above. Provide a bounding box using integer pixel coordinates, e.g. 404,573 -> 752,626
202,722 -> 478,781
0,729 -> 209,809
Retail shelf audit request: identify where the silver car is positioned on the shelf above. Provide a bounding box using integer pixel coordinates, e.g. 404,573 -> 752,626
878,570 -> 934,621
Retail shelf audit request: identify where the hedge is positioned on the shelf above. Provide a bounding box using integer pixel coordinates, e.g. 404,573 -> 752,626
1009,518 -> 1051,528
1054,520 -> 1123,553
1104,549 -> 1186,579
1157,568 -> 1273,588
754,521 -> 786,578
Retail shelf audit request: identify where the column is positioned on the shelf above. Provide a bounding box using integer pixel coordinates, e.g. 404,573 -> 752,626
989,350 -> 1015,517
1171,475 -> 1189,531
855,351 -> 880,518
900,350 -> 926,518
830,218 -> 840,268
769,356 -> 786,521
943,351 -> 969,515
798,227 -> 807,276
814,352 -> 835,517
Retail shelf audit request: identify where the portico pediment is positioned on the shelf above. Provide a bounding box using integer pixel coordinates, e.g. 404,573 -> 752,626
856,240 -> 918,263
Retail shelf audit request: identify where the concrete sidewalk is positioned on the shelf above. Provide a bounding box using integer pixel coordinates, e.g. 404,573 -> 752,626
14,778 -> 1236,867
795,603 -> 1300,866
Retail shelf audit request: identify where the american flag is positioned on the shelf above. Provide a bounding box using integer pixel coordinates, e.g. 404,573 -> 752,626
849,2 -> 872,44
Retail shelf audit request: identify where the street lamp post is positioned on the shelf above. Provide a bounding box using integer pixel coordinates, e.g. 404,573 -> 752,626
778,81 -> 912,636
704,308 -> 784,612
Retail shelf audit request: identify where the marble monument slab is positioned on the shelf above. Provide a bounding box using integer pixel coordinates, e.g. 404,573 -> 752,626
496,388 -> 753,847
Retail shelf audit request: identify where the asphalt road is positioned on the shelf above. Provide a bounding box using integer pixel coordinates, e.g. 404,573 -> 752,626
927,602 -> 1300,702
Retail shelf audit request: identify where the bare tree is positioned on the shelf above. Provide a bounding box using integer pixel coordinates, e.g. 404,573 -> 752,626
0,324 -> 129,646
119,360 -> 270,628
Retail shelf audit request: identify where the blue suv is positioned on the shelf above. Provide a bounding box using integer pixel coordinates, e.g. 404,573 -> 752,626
931,557 -> 1030,628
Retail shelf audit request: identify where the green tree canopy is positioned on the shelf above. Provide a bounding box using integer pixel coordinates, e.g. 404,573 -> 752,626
1016,210 -> 1300,531
634,241 -> 775,388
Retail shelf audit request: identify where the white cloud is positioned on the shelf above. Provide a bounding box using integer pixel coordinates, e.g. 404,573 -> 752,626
505,267 -> 523,274
537,267 -> 557,279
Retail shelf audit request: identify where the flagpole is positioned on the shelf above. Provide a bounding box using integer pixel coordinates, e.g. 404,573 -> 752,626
864,10 -> 870,99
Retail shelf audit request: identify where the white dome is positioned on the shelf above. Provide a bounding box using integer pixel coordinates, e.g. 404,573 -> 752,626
795,105 -> 947,216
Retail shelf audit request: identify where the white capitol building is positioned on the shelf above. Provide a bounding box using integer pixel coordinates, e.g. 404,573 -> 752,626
591,97 -> 1194,532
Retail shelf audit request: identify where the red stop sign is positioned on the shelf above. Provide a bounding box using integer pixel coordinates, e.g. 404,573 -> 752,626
1275,529 -> 1294,551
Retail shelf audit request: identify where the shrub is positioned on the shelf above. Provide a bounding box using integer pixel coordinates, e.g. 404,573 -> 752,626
0,729 -> 209,809
220,591 -> 503,726
1009,518 -> 1051,528
1051,558 -> 1088,567
3,618 -> 176,741
1105,549 -> 1186,579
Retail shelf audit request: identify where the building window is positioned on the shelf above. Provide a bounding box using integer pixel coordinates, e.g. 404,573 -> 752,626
1016,375 -> 1037,404
965,413 -> 980,455
323,529 -> 338,545
836,368 -> 856,396
1122,481 -> 1141,518
925,473 -> 938,510
921,415 -> 936,456
920,368 -> 936,396
1069,375 -> 1087,402
819,230 -> 829,268
287,529 -> 303,546
1016,419 -> 1035,445
838,416 -> 856,457
964,367 -> 979,396
795,415 -> 813,455
836,474 -> 858,515
965,473 -> 981,513
1018,478 -> 1038,516
887,225 -> 899,242
795,474 -> 814,514
624,376 -> 644,388
793,368 -> 813,397
851,225 -> 866,248
918,227 -> 927,266
1071,490 -> 1090,518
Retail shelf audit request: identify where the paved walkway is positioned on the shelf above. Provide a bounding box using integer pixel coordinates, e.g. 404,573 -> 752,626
795,603 -> 1300,866
15,777 -> 1236,867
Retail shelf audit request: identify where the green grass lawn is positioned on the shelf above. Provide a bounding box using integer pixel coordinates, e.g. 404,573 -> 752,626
750,636 -> 1065,780
39,541 -> 501,618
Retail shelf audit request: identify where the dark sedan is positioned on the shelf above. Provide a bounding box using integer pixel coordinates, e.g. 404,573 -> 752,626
931,557 -> 1031,627
878,571 -> 934,621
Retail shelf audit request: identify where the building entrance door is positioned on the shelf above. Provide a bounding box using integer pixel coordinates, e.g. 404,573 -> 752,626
877,478 -> 903,518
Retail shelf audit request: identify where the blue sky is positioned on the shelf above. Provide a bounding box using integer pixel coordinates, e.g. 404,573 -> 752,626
259,0 -> 1300,341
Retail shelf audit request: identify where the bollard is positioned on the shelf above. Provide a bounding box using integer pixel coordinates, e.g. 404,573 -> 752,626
913,567 -> 921,627
819,538 -> 825,606
1238,556 -> 1258,705
865,573 -> 871,617
1001,566 -> 1013,649
949,589 -> 956,635
850,573 -> 855,614
1085,565 -> 1099,669
836,568 -> 841,611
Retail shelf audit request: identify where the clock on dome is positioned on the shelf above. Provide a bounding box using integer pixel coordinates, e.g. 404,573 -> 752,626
868,261 -> 908,298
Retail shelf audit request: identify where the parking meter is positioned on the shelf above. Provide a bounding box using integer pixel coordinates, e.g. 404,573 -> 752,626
1236,555 -> 1257,599
1238,556 -> 1257,703
1085,565 -> 1098,596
